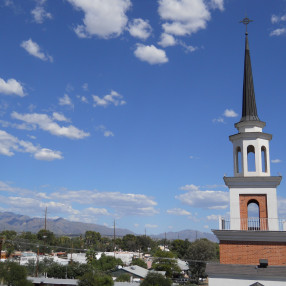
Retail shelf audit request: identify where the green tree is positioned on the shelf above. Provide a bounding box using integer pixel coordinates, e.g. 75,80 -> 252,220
140,272 -> 172,286
131,258 -> 147,269
121,234 -> 138,251
185,239 -> 218,284
37,229 -> 55,246
0,261 -> 33,286
94,254 -> 123,272
115,273 -> 131,282
171,239 -> 191,259
84,231 -> 101,249
78,271 -> 114,286
153,249 -> 180,278
86,248 -> 97,265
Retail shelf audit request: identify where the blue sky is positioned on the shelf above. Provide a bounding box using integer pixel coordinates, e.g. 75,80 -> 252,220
0,0 -> 285,235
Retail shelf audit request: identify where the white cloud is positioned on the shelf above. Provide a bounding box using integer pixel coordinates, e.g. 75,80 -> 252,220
34,148 -> 63,161
209,0 -> 224,11
158,0 -> 211,36
180,184 -> 199,191
134,223 -> 139,228
82,83 -> 88,91
177,184 -> 229,209
278,197 -> 286,215
167,208 -> 191,216
77,95 -> 88,103
212,117 -> 224,123
59,94 -> 73,107
96,125 -> 114,137
0,78 -> 25,97
50,189 -> 159,217
145,224 -> 158,228
270,28 -> 286,36
11,112 -> 90,139
31,0 -> 52,23
92,90 -> 126,107
179,41 -> 198,52
52,112 -> 70,122
67,0 -> 132,39
223,109 -> 238,118
128,18 -> 152,40
0,129 -> 63,160
158,33 -> 177,47
207,214 -> 220,221
21,39 -> 53,62
104,131 -> 114,137
271,159 -> 282,163
271,14 -> 286,24
134,44 -> 168,65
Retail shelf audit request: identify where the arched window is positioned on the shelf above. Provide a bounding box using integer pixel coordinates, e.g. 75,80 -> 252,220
247,145 -> 256,172
247,200 -> 260,230
236,146 -> 242,173
261,146 -> 267,173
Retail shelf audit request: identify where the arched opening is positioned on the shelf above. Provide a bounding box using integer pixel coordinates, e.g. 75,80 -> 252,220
247,145 -> 256,172
247,200 -> 260,230
261,146 -> 267,173
236,146 -> 242,173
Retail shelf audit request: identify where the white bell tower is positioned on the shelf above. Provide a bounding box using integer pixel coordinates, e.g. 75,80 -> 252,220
224,29 -> 281,231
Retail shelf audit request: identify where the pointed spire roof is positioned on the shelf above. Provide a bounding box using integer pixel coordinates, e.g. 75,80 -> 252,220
239,18 -> 260,122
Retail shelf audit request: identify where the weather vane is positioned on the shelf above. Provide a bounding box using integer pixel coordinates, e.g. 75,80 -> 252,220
239,17 -> 253,34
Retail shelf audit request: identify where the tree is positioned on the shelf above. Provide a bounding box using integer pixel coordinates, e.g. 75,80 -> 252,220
86,248 -> 97,265
132,258 -> 147,269
78,271 -> 114,286
0,261 -> 33,286
185,239 -> 218,284
140,272 -> 172,286
121,234 -> 138,251
171,239 -> 191,259
115,273 -> 131,282
84,231 -> 101,249
152,249 -> 180,278
37,229 -> 55,246
94,254 -> 123,272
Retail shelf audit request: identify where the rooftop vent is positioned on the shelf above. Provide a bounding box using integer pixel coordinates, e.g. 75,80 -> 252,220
259,259 -> 268,268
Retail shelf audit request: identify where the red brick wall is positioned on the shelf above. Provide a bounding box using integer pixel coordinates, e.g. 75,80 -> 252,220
220,240 -> 286,265
239,194 -> 268,230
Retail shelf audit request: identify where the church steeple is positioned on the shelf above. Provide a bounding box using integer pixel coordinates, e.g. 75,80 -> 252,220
240,31 -> 260,122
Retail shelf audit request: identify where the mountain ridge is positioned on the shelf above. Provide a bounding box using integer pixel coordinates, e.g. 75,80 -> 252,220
0,211 -> 216,241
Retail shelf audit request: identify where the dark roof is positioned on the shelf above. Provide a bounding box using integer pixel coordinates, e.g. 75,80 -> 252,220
206,264 -> 286,281
250,282 -> 264,286
240,32 -> 260,122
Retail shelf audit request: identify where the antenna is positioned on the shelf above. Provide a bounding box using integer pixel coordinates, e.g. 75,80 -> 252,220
44,207 -> 47,231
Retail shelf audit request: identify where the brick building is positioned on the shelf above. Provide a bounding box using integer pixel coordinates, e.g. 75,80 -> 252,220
206,18 -> 286,286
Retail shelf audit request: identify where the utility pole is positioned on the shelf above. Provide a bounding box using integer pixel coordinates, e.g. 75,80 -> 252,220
44,207 -> 47,231
0,237 -> 2,261
113,219 -> 116,257
164,232 -> 166,251
35,246 -> 39,277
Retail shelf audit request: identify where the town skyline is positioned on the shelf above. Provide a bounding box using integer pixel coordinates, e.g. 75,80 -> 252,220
0,0 -> 285,234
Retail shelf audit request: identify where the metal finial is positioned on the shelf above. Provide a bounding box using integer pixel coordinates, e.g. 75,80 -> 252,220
239,17 -> 253,34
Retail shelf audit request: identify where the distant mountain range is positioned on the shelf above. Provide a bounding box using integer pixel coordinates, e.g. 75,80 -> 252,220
0,211 -> 217,242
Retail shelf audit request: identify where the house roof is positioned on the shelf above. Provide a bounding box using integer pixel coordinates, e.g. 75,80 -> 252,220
250,282 -> 265,286
206,264 -> 286,281
122,265 -> 149,278
28,277 -> 78,285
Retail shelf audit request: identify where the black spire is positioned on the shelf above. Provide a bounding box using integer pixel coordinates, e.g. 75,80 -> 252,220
240,18 -> 260,122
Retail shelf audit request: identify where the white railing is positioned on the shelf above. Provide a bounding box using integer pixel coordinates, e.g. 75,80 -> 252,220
219,217 -> 286,231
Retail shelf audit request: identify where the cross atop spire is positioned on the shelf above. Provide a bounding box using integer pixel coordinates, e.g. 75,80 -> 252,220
239,17 -> 253,34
